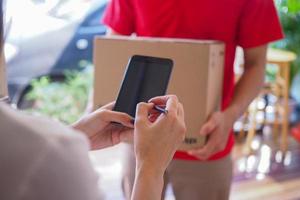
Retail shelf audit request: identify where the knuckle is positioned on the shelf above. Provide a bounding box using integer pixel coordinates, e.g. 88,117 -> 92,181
137,102 -> 147,108
169,94 -> 178,99
100,109 -> 109,116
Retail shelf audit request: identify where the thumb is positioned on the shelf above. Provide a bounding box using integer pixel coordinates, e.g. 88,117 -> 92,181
199,114 -> 219,136
135,102 -> 154,125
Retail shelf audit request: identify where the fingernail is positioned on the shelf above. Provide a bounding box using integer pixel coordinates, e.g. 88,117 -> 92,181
130,119 -> 135,125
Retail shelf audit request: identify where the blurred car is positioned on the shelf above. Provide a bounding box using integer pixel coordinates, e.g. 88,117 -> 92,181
4,0 -> 108,104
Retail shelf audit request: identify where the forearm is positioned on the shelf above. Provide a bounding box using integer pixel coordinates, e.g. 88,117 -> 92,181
224,45 -> 267,123
226,62 -> 265,122
131,163 -> 164,200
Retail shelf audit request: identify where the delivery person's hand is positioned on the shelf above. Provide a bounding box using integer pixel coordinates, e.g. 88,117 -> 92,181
134,95 -> 186,174
72,102 -> 134,150
132,95 -> 186,200
187,110 -> 234,160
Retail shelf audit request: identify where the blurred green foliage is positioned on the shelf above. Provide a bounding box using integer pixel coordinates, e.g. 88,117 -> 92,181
274,0 -> 300,83
265,63 -> 279,83
25,66 -> 93,124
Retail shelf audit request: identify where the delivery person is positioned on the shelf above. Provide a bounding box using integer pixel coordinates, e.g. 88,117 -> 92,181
102,0 -> 284,199
0,1 -> 186,199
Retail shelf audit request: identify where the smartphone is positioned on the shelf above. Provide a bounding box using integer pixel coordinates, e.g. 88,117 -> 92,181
113,55 -> 173,117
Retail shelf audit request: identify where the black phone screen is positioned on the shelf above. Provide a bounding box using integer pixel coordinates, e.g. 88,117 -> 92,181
113,55 -> 173,117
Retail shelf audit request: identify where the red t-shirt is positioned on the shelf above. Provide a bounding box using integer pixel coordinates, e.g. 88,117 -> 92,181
103,0 -> 284,161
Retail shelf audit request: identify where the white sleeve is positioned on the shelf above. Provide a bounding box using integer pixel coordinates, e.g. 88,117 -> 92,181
22,134 -> 103,200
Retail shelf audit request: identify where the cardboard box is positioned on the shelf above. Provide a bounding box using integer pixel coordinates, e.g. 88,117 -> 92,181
93,36 -> 224,150
0,52 -> 8,98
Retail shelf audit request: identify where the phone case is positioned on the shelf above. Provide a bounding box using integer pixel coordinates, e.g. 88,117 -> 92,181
114,55 -> 173,117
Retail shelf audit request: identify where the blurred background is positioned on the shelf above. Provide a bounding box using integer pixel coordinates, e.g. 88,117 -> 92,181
3,0 -> 300,199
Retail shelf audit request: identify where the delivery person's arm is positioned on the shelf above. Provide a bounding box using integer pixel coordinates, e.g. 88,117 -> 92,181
188,45 -> 267,159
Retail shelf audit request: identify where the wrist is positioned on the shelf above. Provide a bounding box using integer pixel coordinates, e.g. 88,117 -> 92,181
132,161 -> 165,200
223,105 -> 239,126
136,160 -> 165,179
135,164 -> 164,188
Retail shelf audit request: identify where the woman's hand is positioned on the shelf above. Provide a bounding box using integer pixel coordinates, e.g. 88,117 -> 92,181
134,95 -> 186,174
131,95 -> 186,200
72,102 -> 134,150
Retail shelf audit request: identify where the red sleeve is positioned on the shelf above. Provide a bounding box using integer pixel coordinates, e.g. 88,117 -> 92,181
102,0 -> 135,35
237,0 -> 284,48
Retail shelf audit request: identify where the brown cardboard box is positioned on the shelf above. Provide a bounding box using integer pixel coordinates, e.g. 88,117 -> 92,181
0,52 -> 8,98
93,36 -> 225,151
